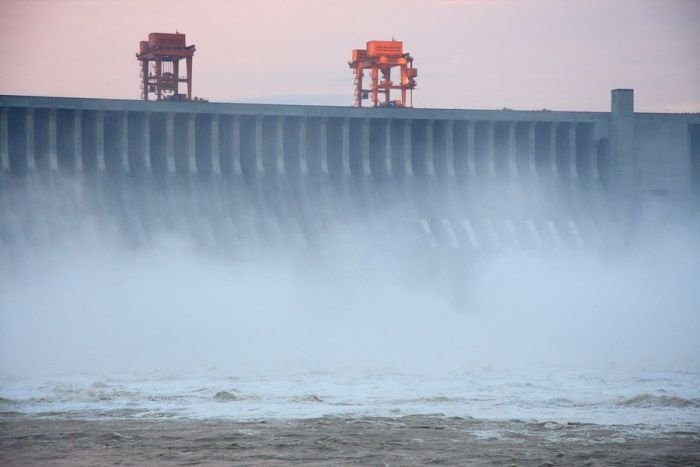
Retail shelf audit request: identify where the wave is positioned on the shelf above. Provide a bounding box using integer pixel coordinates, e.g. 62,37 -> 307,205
212,391 -> 238,401
617,394 -> 700,409
390,396 -> 467,404
34,385 -> 138,403
290,394 -> 324,403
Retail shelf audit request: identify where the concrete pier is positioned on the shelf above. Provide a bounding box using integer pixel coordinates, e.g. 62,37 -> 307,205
610,89 -> 636,226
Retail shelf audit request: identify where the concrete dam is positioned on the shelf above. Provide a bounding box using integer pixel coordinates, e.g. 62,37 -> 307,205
1,90 -> 699,254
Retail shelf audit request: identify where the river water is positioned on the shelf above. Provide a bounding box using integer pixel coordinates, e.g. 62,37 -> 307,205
1,368 -> 699,465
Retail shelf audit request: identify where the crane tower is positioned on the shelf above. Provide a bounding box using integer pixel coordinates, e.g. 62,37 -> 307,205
349,40 -> 417,108
136,32 -> 195,101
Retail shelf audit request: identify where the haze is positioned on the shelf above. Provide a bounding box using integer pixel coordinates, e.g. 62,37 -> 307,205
0,180 -> 698,377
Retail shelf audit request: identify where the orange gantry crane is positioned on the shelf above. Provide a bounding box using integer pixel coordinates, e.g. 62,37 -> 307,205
136,32 -> 195,101
349,40 -> 417,108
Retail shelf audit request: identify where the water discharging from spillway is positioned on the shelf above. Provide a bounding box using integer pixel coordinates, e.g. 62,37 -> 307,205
1,163 -> 698,371
0,158 -> 699,429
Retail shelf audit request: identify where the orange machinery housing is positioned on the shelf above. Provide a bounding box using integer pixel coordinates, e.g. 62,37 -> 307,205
349,40 -> 417,108
136,33 -> 195,101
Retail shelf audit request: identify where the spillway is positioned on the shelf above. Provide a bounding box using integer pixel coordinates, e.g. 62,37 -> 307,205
1,90 -> 699,256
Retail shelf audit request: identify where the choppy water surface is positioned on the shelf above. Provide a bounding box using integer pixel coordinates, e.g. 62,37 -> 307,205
2,369 -> 698,433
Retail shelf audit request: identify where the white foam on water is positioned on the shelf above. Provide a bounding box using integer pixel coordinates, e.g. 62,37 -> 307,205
1,369 -> 698,430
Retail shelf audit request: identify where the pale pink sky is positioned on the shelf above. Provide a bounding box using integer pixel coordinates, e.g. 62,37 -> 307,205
1,0 -> 698,112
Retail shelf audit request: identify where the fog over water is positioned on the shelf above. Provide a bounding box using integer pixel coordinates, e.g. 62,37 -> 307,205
1,175 -> 698,380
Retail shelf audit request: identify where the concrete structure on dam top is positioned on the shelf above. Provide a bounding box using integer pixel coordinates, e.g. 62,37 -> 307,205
1,90 -> 699,250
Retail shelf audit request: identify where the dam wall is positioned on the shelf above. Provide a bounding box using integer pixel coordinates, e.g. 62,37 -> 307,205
1,90 -> 698,251
0,94 -> 613,183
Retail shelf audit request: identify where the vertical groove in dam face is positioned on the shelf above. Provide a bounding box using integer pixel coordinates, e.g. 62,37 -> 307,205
493,121 -> 510,180
325,118 -> 344,186
514,122 -> 532,180
452,121 -> 469,179
127,111 -> 148,177
103,111 -> 125,175
148,112 -> 167,181
8,108 -> 29,176
194,114 -> 213,178
368,119 -> 385,181
56,109 -> 76,175
431,120 -> 449,181
691,124 -> 700,215
0,95 -> 698,257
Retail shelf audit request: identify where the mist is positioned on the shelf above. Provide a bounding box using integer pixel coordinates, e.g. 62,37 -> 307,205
1,177 -> 698,379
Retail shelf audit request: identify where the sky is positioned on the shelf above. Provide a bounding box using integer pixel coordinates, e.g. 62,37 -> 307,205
0,0 -> 698,112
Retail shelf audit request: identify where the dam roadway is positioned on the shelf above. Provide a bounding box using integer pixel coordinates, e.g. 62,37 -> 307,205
1,90 -> 699,251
